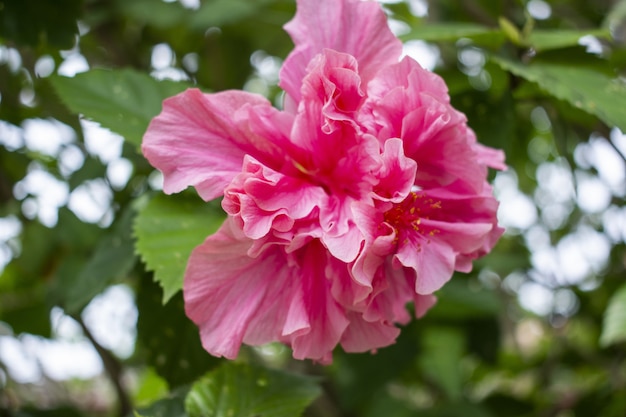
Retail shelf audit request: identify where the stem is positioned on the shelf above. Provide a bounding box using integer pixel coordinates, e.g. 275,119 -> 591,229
74,315 -> 133,417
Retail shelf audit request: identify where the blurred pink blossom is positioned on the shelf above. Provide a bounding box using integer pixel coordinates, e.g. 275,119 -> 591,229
142,0 -> 504,363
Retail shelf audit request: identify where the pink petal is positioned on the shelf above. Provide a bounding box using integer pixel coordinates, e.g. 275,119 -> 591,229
373,138 -> 417,202
340,312 -> 400,353
184,218 -> 291,359
283,241 -> 350,362
280,0 -> 402,104
394,235 -> 456,295
142,89 -> 290,200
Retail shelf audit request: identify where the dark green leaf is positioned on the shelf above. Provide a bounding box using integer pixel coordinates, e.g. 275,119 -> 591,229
134,193 -> 224,303
0,0 -> 81,48
49,69 -> 190,147
185,362 -> 321,417
136,273 -> 221,388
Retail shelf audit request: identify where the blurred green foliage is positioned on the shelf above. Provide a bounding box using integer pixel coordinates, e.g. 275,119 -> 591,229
1,0 -> 626,416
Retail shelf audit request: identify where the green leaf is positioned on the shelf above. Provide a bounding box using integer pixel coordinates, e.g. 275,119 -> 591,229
134,194 -> 224,302
492,57 -> 626,131
49,69 -> 190,147
418,327 -> 465,401
136,273 -> 221,388
402,22 -> 505,48
135,385 -> 190,417
116,0 -> 189,29
63,206 -> 137,314
527,29 -> 611,52
185,362 -> 321,417
428,279 -> 501,319
600,284 -> 626,347
189,0 -> 277,29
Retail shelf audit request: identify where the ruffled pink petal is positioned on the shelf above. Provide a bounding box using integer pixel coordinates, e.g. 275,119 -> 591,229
223,156 -> 327,240
373,138 -> 417,203
280,0 -> 402,104
142,89 -> 290,200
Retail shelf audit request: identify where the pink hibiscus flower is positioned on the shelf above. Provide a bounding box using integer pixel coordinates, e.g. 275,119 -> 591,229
142,0 -> 504,363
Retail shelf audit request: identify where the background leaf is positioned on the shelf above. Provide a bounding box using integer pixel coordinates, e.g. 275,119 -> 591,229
600,284 -> 626,347
492,57 -> 626,131
135,274 -> 220,389
49,69 -> 190,147
185,362 -> 321,417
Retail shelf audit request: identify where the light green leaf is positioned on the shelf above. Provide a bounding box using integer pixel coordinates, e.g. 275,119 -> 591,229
600,284 -> 626,347
527,29 -> 611,52
134,194 -> 224,303
189,0 -> 277,29
50,69 -> 189,147
64,206 -> 137,314
185,363 -> 321,417
492,57 -> 626,131
402,23 -> 505,47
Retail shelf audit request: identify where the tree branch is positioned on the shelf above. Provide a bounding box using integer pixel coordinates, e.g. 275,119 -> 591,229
73,315 -> 133,417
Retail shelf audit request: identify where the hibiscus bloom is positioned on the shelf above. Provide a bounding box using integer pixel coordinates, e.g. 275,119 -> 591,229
142,0 -> 504,363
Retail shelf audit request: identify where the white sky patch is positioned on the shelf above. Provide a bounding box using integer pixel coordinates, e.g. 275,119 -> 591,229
0,285 -> 137,382
407,0 -> 428,17
82,285 -> 137,359
494,171 -> 537,231
251,51 -> 282,84
388,18 -> 411,37
152,43 -> 175,70
610,127 -> 626,159
23,335 -> 103,380
107,158 -> 134,190
530,226 -> 611,286
0,216 -> 21,272
576,171 -> 612,214
527,0 -> 552,20
603,205 -> 626,243
0,120 -> 23,150
22,118 -> 75,157
402,40 -> 440,71
57,52 -> 89,77
578,35 -> 604,55
58,144 -> 86,177
178,0 -> 200,9
81,119 -> 124,163
585,136 -> 626,196
0,46 -> 22,73
68,178 -> 113,224
14,166 -> 69,227
34,55 -> 56,78
518,281 -> 554,316
0,336 -> 42,383
148,170 -> 164,190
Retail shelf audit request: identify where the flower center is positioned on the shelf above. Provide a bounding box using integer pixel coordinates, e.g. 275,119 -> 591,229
383,192 -> 442,244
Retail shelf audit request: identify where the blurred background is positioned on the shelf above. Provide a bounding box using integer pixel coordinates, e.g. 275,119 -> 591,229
1,0 -> 625,416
